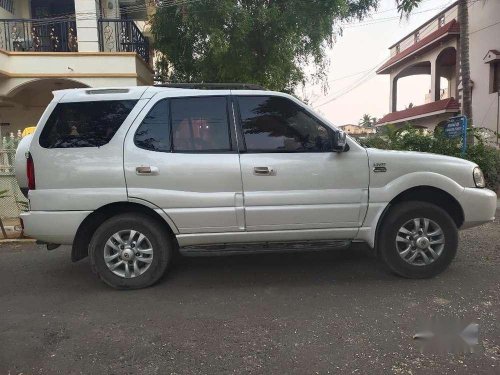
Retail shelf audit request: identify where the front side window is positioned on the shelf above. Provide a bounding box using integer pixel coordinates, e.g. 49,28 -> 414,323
171,97 -> 231,152
39,100 -> 137,148
237,96 -> 332,152
134,99 -> 170,152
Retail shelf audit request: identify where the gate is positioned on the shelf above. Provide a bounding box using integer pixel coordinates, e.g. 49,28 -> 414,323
0,133 -> 28,239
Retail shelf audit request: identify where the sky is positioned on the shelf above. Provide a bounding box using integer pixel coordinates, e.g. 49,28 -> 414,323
305,0 -> 454,126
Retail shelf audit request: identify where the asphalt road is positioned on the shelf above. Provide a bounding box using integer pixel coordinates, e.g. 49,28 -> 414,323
1,215 -> 499,374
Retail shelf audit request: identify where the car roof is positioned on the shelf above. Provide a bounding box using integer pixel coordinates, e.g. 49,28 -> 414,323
52,86 -> 293,102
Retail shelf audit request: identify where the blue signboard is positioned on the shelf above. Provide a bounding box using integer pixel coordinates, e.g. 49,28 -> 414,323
443,116 -> 468,156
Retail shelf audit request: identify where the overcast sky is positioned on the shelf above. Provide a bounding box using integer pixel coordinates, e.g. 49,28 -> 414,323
305,0 -> 454,126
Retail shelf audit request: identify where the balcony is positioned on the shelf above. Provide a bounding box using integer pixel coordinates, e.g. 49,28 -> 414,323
97,19 -> 150,63
0,18 -> 150,62
0,18 -> 78,52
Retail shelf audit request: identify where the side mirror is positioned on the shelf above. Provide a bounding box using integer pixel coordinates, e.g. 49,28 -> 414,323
332,130 -> 347,152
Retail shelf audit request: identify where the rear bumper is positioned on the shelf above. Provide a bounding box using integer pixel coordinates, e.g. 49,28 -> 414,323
20,210 -> 91,244
459,188 -> 497,229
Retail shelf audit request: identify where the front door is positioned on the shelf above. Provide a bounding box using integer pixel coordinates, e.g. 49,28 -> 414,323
235,94 -> 369,238
124,93 -> 244,234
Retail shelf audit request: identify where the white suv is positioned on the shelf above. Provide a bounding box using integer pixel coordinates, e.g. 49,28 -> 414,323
16,85 -> 497,289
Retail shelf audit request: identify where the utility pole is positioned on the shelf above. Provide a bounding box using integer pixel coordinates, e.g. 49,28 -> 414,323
497,91 -> 499,146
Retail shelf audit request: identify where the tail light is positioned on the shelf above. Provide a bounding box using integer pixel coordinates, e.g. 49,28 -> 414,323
27,153 -> 35,190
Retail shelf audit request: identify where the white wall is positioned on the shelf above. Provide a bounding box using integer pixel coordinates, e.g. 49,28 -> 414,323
469,0 -> 500,135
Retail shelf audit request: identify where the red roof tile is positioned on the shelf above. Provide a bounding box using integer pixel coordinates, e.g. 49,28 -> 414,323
377,20 -> 460,74
377,98 -> 460,125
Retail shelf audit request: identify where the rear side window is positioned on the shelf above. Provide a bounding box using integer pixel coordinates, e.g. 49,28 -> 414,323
171,97 -> 231,152
134,99 -> 170,152
237,96 -> 332,152
39,100 -> 137,148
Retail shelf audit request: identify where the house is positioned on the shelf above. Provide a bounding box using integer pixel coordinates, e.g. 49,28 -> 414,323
376,0 -> 500,136
338,124 -> 376,136
0,0 -> 155,136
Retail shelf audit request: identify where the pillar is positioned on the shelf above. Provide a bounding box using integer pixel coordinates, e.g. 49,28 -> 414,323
75,0 -> 101,52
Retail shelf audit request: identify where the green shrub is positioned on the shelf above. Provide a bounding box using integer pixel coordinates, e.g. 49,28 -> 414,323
360,124 -> 500,191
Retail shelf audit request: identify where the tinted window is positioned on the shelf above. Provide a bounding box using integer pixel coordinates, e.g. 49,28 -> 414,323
40,100 -> 137,148
171,97 -> 231,152
238,96 -> 332,152
134,99 -> 170,152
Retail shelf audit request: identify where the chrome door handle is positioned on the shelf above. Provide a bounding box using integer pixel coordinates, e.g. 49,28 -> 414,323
253,166 -> 275,176
136,166 -> 159,176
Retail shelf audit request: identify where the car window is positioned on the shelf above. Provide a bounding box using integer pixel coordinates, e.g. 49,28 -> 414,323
134,99 -> 170,152
171,97 -> 231,152
39,100 -> 137,148
237,96 -> 332,152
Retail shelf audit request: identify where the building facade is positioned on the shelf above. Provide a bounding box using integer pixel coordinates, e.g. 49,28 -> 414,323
376,0 -> 500,138
338,124 -> 376,136
0,0 -> 155,136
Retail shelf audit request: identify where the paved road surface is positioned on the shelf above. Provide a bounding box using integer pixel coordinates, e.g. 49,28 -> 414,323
0,216 -> 499,374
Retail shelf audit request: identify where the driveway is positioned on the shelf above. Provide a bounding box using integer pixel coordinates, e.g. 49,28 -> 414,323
0,216 -> 499,374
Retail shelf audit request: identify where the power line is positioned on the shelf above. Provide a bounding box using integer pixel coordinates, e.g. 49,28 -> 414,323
327,69 -> 373,83
341,4 -> 452,29
469,20 -> 500,35
311,1 -> 458,108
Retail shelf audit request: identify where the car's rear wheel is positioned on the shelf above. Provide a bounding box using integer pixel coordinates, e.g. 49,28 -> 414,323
89,213 -> 172,289
378,201 -> 458,278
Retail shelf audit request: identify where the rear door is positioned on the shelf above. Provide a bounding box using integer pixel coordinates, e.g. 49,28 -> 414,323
235,94 -> 369,237
124,91 -> 245,234
27,88 -> 147,211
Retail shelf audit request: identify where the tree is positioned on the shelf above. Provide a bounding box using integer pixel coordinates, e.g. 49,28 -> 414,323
359,113 -> 378,127
152,0 -> 425,92
458,0 -> 472,123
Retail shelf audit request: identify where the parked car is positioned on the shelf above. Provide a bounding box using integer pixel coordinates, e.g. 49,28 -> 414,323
15,85 -> 497,289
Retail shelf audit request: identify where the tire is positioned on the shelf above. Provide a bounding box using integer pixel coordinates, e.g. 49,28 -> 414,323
89,213 -> 172,289
377,201 -> 458,279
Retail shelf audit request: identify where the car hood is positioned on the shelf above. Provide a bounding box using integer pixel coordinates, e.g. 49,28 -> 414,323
366,148 -> 477,188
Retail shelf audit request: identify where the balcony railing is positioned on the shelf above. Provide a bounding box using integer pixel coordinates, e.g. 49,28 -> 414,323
98,19 -> 150,63
0,18 -> 78,52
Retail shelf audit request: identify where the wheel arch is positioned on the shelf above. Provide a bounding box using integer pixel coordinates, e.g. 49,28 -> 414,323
71,201 -> 178,262
374,185 -> 464,252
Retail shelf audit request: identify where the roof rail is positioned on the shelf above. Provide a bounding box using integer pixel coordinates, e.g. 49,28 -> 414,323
155,83 -> 267,90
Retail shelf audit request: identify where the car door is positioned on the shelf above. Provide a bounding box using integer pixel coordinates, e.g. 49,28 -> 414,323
124,92 -> 245,234
235,94 -> 369,238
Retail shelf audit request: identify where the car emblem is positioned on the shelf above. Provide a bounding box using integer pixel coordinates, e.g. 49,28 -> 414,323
373,162 -> 387,173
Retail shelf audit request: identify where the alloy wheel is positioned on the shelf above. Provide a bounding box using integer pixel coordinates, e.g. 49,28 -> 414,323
103,230 -> 154,278
395,218 -> 445,266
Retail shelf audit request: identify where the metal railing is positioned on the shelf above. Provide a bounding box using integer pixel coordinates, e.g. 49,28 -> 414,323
0,0 -> 13,13
0,148 -> 27,220
98,19 -> 150,62
0,18 -> 78,52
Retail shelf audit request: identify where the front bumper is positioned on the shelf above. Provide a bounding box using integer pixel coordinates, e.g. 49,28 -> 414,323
20,210 -> 91,244
459,188 -> 497,229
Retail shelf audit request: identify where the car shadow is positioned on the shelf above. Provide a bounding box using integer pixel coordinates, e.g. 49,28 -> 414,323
160,243 -> 403,288
48,243 -> 449,292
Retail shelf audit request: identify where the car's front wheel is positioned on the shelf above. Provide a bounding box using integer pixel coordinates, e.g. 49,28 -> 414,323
378,201 -> 458,278
89,213 -> 172,289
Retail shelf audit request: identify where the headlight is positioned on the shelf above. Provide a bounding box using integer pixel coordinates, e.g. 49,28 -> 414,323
473,167 -> 485,188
